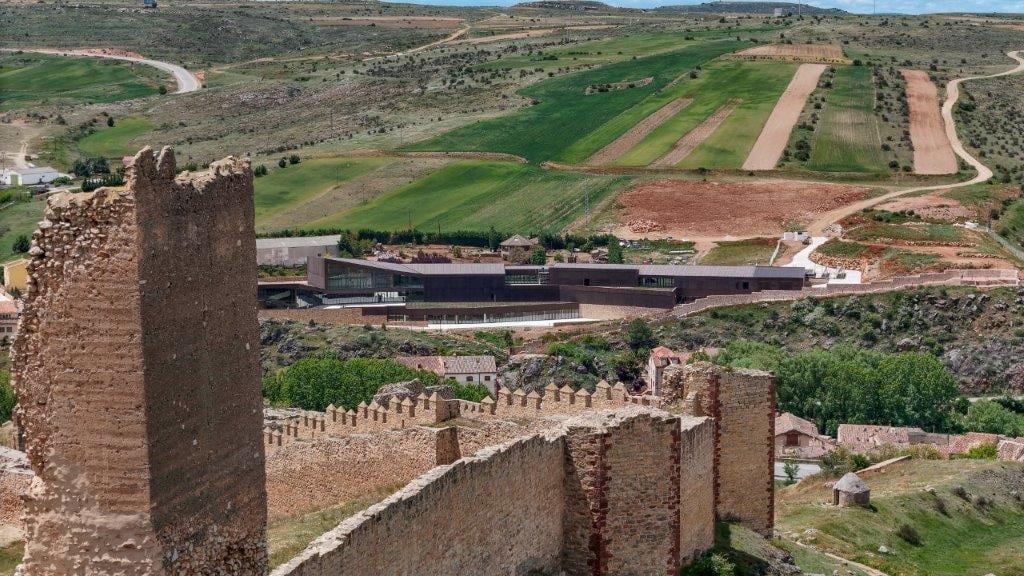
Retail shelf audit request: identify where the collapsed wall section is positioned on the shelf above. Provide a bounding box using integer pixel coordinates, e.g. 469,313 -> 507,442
11,147 -> 267,575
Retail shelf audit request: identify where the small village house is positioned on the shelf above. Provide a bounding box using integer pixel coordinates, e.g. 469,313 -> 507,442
3,259 -> 29,294
396,355 -> 499,393
499,235 -> 537,260
646,346 -> 686,395
0,167 -> 60,187
775,412 -> 836,459
0,300 -> 19,339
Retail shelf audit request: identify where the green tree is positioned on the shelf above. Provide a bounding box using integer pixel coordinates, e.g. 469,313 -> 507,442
624,318 -> 656,352
106,116 -> 115,127
783,461 -> 799,485
0,372 -> 15,423
254,164 -> 268,177
158,85 -> 168,95
529,247 -> 547,265
607,237 -> 624,263
337,233 -> 363,258
277,157 -> 288,169
12,234 -> 30,254
270,356 -> 441,411
289,154 -> 301,165
487,226 -> 500,252
963,400 -> 1022,436
448,380 -> 490,402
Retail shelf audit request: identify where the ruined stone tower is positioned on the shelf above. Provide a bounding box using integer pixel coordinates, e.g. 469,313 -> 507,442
11,147 -> 268,575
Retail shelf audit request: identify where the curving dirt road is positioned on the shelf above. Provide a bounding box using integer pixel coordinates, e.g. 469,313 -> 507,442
1,47 -> 200,94
807,50 -> 1024,234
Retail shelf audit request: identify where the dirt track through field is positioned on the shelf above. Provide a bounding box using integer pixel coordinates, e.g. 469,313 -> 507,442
743,63 -> 827,170
901,69 -> 958,175
807,51 -> 1024,234
586,99 -> 692,166
650,99 -> 740,168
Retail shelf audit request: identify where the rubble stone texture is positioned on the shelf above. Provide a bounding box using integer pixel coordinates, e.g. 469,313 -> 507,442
273,408 -> 715,576
11,147 -> 268,575
663,362 -> 776,535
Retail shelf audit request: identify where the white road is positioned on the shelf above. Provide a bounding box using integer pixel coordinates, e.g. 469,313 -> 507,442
0,47 -> 200,94
789,237 -> 863,285
809,50 -> 1024,234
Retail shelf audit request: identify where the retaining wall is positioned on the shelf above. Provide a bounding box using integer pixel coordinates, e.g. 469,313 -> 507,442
674,269 -> 1020,317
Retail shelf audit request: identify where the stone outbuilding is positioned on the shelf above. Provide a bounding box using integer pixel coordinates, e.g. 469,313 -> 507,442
833,472 -> 870,507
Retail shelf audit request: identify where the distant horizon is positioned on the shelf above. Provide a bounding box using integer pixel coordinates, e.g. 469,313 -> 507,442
384,0 -> 1024,15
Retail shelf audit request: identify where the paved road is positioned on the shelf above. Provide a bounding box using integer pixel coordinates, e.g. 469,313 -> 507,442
1,47 -> 200,94
808,50 -> 1024,234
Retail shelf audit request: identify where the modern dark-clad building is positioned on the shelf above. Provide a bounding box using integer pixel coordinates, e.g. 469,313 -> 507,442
259,256 -> 807,311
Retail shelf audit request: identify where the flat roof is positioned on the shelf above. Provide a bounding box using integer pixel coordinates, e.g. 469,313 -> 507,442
3,167 -> 58,176
325,257 -> 804,279
256,235 -> 341,249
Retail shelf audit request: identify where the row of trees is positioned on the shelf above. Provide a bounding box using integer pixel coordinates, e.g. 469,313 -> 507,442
715,341 -> 964,435
262,356 -> 489,411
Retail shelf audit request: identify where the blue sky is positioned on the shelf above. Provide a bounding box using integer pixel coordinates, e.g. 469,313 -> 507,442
391,0 -> 1024,14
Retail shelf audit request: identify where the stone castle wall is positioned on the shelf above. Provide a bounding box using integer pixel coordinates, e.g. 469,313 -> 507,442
274,408 -> 715,576
11,148 -> 267,575
274,432 -> 567,576
664,362 -> 775,535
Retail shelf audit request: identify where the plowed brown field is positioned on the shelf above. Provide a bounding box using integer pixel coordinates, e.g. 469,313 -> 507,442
743,63 -> 827,170
736,43 -> 846,62
616,179 -> 870,238
901,69 -> 958,175
651,99 -> 740,168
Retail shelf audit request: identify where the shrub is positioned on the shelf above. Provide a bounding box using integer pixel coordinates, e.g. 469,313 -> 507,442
447,381 -> 491,403
277,157 -> 288,168
624,318 -> 656,352
961,443 -> 998,460
11,235 -> 30,254
896,523 -> 922,545
289,154 -> 301,165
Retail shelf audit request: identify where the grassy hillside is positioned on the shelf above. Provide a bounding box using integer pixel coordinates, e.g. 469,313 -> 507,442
611,59 -> 796,167
0,53 -> 166,111
77,116 -> 156,159
777,459 -> 1024,576
807,65 -> 888,173
0,196 -> 46,264
313,160 -> 629,233
657,286 -> 1024,394
254,157 -> 393,224
407,40 -> 747,164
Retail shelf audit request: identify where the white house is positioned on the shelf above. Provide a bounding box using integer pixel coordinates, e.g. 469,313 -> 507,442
0,167 -> 61,187
396,355 -> 499,393
646,346 -> 686,395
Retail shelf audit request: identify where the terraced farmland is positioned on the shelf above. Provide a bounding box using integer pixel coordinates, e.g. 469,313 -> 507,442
588,60 -> 795,168
313,160 -> 629,233
407,40 -> 747,164
806,65 -> 888,173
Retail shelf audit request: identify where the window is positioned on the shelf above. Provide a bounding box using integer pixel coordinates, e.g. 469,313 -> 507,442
742,281 -> 750,290
484,375 -> 491,381
785,432 -> 800,447
466,376 -> 474,382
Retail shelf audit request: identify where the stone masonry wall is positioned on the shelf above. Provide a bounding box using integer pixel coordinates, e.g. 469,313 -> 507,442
11,147 -> 267,575
274,408 -> 715,576
664,362 -> 775,536
265,427 -> 444,521
273,432 -> 567,576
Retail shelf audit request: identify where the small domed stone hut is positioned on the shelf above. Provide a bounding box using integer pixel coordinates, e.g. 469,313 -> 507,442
833,472 -> 870,507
